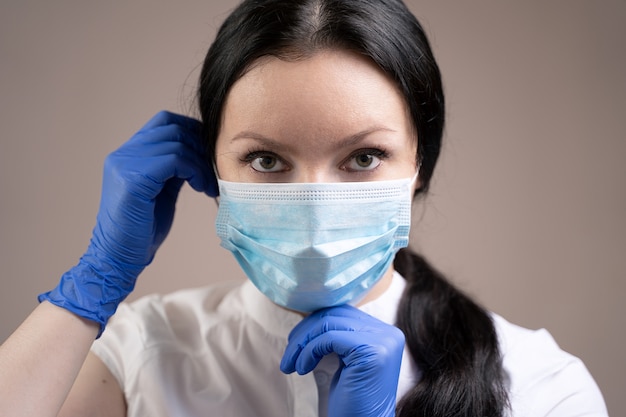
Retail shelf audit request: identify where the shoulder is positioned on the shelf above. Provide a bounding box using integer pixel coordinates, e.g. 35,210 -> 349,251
491,313 -> 608,416
90,281 -> 248,387
89,281 -> 300,416
104,280 -> 245,345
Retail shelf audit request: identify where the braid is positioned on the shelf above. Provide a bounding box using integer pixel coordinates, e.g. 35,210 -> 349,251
394,248 -> 509,416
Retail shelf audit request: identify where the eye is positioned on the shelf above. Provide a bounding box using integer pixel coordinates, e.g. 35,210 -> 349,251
244,151 -> 287,173
343,149 -> 388,171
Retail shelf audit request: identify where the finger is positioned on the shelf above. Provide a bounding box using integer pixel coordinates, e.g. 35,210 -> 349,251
296,326 -> 404,376
294,331 -> 375,375
139,110 -> 202,135
282,305 -> 404,374
281,310 -> 378,374
147,153 -> 212,197
301,304 -> 371,326
153,177 -> 186,244
283,306 -> 364,357
116,112 -> 218,195
118,128 -> 217,197
128,121 -> 206,157
287,305 -> 374,346
119,152 -> 214,199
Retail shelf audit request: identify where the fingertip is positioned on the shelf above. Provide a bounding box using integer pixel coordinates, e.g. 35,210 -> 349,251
186,170 -> 218,198
294,351 -> 319,375
279,357 -> 295,374
141,111 -> 203,135
141,110 -> 176,130
205,175 -> 219,198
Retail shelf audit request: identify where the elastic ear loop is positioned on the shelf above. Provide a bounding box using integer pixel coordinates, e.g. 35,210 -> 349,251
212,161 -> 220,207
409,163 -> 421,196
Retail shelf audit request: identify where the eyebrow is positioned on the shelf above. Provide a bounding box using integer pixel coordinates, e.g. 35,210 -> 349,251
230,131 -> 289,150
229,126 -> 396,149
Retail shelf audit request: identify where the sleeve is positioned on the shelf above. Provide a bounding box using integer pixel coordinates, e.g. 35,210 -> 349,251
90,295 -> 166,391
493,314 -> 609,417
524,356 -> 608,417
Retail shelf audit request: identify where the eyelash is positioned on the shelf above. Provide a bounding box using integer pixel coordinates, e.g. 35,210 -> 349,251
240,148 -> 285,169
239,147 -> 390,173
343,148 -> 390,171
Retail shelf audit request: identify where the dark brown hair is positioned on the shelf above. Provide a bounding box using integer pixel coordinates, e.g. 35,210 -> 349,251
198,1 -> 509,415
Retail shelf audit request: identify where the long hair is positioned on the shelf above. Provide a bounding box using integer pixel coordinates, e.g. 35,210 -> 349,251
198,1 -> 509,415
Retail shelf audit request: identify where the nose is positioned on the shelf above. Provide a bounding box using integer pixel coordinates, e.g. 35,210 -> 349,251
293,166 -> 338,183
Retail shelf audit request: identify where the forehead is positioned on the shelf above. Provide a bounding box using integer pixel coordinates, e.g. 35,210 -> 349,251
220,49 -> 414,141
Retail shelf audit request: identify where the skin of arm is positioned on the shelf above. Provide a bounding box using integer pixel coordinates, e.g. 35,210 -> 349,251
0,112 -> 208,417
0,301 -> 115,417
58,351 -> 126,417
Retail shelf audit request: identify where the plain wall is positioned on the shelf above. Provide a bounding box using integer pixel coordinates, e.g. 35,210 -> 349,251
1,1 -> 624,415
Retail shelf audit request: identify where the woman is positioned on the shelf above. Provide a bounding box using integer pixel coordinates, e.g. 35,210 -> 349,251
0,0 -> 607,416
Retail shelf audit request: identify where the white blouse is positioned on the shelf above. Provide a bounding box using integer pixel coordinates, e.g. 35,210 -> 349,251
91,272 -> 608,416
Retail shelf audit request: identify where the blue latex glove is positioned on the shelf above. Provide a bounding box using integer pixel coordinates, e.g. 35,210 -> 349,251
280,305 -> 405,417
39,111 -> 217,336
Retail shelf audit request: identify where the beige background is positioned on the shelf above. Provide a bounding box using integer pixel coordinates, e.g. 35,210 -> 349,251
1,1 -> 624,414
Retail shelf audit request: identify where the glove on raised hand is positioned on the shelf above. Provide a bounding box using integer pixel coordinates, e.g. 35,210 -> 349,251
280,305 -> 405,417
39,111 -> 217,336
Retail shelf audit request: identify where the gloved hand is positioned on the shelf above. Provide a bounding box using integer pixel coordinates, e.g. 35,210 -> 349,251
39,111 -> 217,336
280,305 -> 405,417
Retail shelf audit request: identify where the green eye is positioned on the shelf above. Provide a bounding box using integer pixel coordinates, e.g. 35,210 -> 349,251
355,154 -> 374,168
257,156 -> 277,170
247,152 -> 286,172
345,149 -> 387,171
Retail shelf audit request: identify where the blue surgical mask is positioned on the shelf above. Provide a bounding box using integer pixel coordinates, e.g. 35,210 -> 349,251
215,175 -> 415,312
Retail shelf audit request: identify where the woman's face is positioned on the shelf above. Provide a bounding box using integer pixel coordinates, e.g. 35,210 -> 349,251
215,49 -> 419,185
